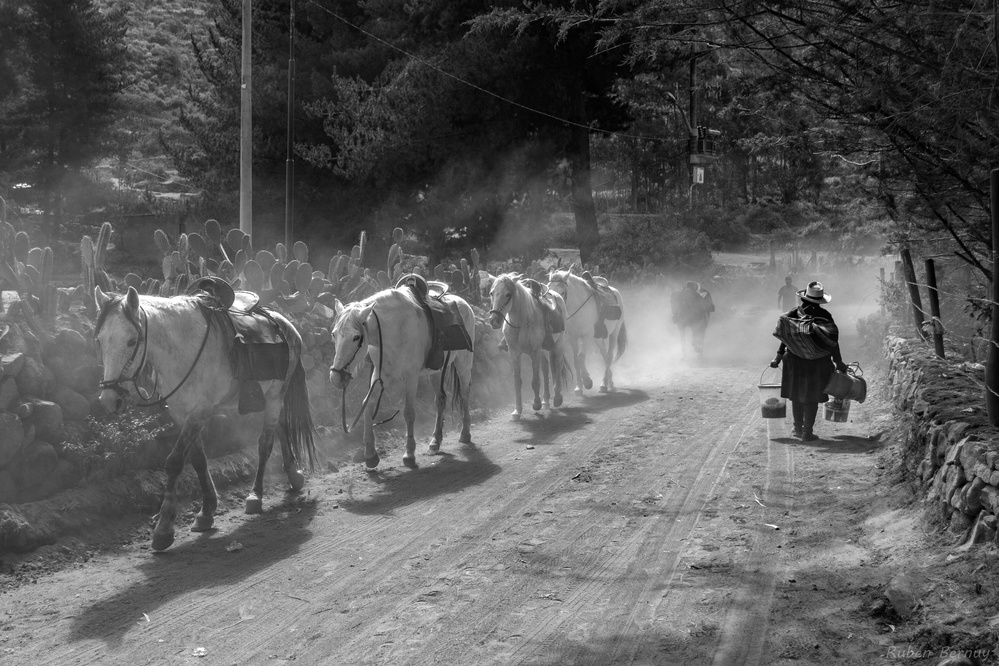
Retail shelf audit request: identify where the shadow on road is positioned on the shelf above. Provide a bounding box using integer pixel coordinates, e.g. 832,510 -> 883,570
509,388 -> 650,446
791,434 -> 886,454
338,441 -> 501,517
67,495 -> 320,649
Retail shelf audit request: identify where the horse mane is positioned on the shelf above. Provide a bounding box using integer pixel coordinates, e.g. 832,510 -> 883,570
496,273 -> 535,323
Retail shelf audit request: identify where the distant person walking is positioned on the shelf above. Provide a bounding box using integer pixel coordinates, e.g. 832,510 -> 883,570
769,281 -> 848,441
777,274 -> 797,310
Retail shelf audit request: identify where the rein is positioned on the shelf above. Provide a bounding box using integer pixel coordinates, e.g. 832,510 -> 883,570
551,275 -> 595,320
96,302 -> 213,409
335,310 -> 399,434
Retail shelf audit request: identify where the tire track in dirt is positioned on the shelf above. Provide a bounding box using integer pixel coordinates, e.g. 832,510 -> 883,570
707,415 -> 795,665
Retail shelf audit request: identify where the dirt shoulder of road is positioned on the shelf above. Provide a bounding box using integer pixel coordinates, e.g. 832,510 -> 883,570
759,359 -> 999,665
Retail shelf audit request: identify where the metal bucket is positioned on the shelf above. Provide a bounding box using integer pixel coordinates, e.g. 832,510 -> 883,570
824,397 -> 851,422
758,368 -> 786,419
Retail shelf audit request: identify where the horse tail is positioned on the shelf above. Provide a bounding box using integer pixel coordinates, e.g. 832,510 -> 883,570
282,360 -> 318,472
553,340 -> 574,389
615,321 -> 629,362
446,359 -> 464,414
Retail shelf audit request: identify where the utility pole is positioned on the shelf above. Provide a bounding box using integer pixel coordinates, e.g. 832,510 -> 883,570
240,0 -> 253,240
987,169 -> 999,424
285,0 -> 296,251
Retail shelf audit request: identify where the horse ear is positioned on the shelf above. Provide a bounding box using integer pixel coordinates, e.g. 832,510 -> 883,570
568,262 -> 577,274
357,303 -> 375,328
124,286 -> 140,315
94,286 -> 111,311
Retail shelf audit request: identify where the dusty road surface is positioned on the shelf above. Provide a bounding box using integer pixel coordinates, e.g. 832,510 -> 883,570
1,284 -> 923,665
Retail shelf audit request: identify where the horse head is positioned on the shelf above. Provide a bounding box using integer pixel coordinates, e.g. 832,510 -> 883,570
547,269 -> 570,301
329,301 -> 373,389
94,285 -> 145,416
488,273 -> 519,329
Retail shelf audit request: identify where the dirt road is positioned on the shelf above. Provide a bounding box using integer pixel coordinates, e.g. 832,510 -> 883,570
0,343 -> 910,665
5,271 -> 951,665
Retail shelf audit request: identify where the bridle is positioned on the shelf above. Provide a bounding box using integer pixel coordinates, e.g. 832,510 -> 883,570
550,274 -> 593,320
331,309 -> 397,433
95,299 -> 212,409
488,289 -> 519,329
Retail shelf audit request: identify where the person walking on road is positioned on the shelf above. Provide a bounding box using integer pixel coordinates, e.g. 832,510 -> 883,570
769,281 -> 848,441
777,274 -> 798,310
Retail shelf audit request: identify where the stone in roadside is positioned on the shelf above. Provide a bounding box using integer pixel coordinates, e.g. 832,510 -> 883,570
50,386 -> 90,422
0,377 -> 19,411
15,356 -> 51,398
16,440 -> 59,490
15,398 -> 64,442
0,469 -> 17,504
0,352 -> 25,378
0,412 -> 26,468
884,571 -> 928,619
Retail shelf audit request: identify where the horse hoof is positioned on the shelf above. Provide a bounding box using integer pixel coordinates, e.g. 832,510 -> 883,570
532,399 -> 542,411
574,388 -> 583,396
288,470 -> 306,492
554,395 -> 563,408
459,432 -> 472,444
599,385 -> 609,393
245,496 -> 263,514
583,377 -> 593,390
191,515 -> 214,532
428,442 -> 441,454
151,531 -> 175,552
365,453 -> 381,469
403,456 -> 418,469
511,412 -> 521,422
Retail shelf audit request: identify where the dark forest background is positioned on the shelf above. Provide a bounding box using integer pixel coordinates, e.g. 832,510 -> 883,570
0,0 -> 994,277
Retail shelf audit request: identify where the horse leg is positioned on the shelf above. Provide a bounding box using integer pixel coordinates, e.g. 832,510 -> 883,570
152,417 -> 204,551
580,335 -> 594,391
457,353 -> 473,443
511,351 -> 524,421
549,347 -> 563,408
403,374 -> 419,468
530,354 -> 543,412
362,392 -> 380,469
429,370 -> 446,454
189,433 -> 218,533
246,384 -> 287,514
600,332 -> 615,393
540,351 -> 551,410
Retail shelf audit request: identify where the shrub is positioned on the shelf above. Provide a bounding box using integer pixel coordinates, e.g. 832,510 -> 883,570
589,219 -> 712,275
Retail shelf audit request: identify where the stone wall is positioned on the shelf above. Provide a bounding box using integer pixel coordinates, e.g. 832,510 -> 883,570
886,335 -> 999,545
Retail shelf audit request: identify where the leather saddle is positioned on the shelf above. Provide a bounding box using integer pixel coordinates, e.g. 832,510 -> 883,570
188,276 -> 288,414
520,278 -> 564,350
580,272 -> 619,339
396,274 -> 473,371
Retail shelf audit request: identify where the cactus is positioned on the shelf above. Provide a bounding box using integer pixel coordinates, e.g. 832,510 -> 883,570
293,240 -> 308,263
154,228 -> 172,256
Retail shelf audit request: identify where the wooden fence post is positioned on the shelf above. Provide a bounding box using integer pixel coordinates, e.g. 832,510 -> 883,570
880,267 -> 886,315
899,246 -> 927,341
924,258 -> 945,358
987,169 -> 999,425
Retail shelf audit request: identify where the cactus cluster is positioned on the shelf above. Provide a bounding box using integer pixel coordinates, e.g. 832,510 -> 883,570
0,220 -> 65,320
81,222 -> 115,316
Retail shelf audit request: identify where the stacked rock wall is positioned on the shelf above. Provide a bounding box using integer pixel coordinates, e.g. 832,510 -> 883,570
0,319 -> 103,504
886,336 -> 999,545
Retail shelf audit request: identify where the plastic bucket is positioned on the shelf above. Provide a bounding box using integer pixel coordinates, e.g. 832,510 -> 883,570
758,368 -> 786,419
824,397 -> 851,422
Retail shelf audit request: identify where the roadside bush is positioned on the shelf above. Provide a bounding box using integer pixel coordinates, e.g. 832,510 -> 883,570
589,219 -> 712,275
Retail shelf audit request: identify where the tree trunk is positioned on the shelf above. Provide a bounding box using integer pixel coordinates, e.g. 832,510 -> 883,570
567,86 -> 598,264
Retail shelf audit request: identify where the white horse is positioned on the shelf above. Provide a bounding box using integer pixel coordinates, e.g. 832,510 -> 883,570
487,273 -> 573,420
94,286 -> 316,552
547,269 -> 628,394
329,285 -> 474,469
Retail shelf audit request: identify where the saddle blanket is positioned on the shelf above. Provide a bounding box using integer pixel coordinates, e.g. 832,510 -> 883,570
227,308 -> 289,381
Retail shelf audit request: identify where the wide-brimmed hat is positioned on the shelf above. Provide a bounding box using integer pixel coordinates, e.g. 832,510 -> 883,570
798,281 -> 831,303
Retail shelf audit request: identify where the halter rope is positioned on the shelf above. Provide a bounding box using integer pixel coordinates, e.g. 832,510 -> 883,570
333,309 -> 398,434
95,298 -> 214,409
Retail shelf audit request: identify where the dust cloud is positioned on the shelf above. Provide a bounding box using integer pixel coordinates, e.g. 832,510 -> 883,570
608,257 -> 892,389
